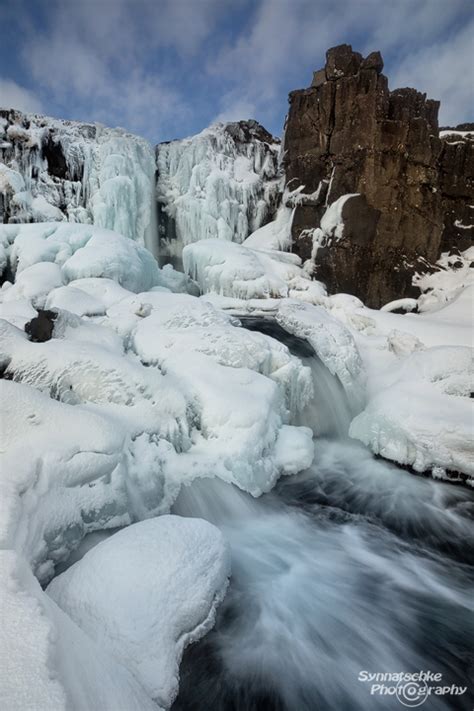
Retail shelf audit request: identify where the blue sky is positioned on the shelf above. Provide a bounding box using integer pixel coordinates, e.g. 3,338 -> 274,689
0,0 -> 472,144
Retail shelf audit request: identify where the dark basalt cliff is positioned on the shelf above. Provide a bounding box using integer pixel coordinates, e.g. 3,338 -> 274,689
283,44 -> 474,307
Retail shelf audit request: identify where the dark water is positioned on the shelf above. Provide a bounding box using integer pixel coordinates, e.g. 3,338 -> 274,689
172,319 -> 474,711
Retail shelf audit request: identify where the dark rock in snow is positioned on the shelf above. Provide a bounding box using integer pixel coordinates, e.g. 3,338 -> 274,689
25,310 -> 58,342
41,132 -> 68,179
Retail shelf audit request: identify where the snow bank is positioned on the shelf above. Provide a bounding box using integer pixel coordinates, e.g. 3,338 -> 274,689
131,291 -> 313,418
327,282 -> 474,481
127,292 -> 314,493
350,346 -> 473,478
47,516 -> 230,709
0,110 -> 157,254
156,120 -> 281,259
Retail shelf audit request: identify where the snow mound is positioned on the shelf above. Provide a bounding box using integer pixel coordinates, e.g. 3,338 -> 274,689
0,109 -> 158,254
127,292 -> 314,494
47,516 -> 230,709
0,378 -> 138,580
183,237 -> 326,302
276,300 -> 366,410
156,120 -> 281,260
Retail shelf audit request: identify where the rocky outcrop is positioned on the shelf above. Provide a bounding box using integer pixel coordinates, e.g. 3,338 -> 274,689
438,129 -> 474,252
284,44 -> 473,307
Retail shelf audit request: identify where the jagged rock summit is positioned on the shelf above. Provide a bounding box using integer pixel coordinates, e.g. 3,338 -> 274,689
284,44 -> 473,307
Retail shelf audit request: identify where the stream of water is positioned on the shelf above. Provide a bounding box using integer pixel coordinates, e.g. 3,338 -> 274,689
172,319 -> 474,711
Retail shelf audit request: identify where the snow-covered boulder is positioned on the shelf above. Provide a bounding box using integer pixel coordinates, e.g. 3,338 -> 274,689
0,109 -> 158,254
0,550 -> 160,711
156,120 -> 281,260
131,291 -> 314,420
0,378 -> 149,580
0,261 -> 64,307
47,516 -> 230,709
183,237 -> 326,303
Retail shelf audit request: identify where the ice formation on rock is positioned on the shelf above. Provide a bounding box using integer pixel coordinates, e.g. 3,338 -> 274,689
0,110 -> 158,254
183,237 -> 326,303
156,120 -> 281,262
47,516 -> 230,709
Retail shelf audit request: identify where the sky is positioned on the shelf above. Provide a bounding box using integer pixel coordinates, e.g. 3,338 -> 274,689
0,0 -> 473,144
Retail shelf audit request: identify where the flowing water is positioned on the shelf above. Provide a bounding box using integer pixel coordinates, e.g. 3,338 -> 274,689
172,319 -> 474,711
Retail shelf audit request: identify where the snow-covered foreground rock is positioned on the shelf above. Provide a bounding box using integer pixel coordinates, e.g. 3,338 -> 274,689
156,120 -> 281,261
0,221 -> 317,708
1,516 -> 229,711
47,516 -> 230,709
1,549 -> 161,711
0,110 -> 157,254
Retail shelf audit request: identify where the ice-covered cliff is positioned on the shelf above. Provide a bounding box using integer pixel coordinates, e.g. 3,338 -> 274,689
156,120 -> 282,264
0,109 -> 158,255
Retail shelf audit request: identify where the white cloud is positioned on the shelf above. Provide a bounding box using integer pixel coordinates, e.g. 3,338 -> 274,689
214,95 -> 258,124
390,21 -> 474,126
17,0 -> 225,139
211,0 -> 473,128
0,79 -> 43,113
3,0 -> 472,139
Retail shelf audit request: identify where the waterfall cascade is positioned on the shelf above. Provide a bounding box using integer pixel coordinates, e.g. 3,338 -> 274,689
171,319 -> 474,711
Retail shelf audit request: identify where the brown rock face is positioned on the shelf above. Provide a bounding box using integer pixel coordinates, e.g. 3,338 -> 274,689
283,44 -> 473,307
438,130 -> 474,252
